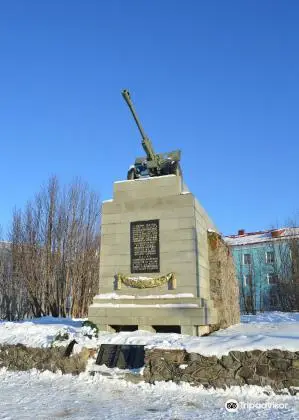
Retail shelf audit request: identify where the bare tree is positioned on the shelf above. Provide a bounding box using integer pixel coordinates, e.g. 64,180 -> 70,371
0,225 -> 31,320
10,176 -> 101,318
267,221 -> 299,311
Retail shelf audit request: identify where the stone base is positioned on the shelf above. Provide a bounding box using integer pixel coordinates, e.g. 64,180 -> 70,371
88,295 -> 218,336
88,174 -> 235,336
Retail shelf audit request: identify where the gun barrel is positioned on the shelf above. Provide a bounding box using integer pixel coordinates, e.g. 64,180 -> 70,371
122,90 -> 148,140
122,89 -> 156,162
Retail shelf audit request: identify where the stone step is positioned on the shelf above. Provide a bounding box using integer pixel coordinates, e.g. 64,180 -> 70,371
88,305 -> 218,326
92,296 -> 217,312
93,296 -> 206,306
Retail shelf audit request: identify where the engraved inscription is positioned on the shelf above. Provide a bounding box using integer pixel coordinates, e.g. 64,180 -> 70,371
130,220 -> 160,273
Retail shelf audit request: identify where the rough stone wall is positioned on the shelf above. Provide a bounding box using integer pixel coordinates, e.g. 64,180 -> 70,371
0,344 -> 90,374
208,231 -> 240,329
143,348 -> 299,394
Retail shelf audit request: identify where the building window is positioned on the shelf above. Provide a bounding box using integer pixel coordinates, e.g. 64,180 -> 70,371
244,274 -> 252,287
267,273 -> 278,285
265,251 -> 274,264
243,253 -> 251,265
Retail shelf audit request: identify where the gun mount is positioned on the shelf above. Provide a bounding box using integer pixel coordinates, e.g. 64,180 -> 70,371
122,89 -> 182,180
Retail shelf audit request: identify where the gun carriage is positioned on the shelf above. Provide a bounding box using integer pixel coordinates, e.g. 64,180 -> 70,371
122,90 -> 182,180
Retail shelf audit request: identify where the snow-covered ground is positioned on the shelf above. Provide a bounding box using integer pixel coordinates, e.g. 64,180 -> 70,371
0,312 -> 298,419
0,368 -> 298,420
0,311 -> 298,357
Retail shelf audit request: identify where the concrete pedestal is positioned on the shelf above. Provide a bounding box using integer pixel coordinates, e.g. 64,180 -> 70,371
88,175 -> 219,336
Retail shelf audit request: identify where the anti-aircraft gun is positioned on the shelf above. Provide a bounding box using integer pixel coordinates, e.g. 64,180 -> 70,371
122,89 -> 182,180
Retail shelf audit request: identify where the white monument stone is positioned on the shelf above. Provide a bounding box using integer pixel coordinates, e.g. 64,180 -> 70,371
88,174 -> 220,336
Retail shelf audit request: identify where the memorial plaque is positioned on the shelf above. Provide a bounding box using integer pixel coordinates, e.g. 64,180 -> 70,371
130,219 -> 160,273
96,344 -> 145,369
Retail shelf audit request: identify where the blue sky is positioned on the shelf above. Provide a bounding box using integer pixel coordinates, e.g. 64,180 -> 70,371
0,0 -> 298,236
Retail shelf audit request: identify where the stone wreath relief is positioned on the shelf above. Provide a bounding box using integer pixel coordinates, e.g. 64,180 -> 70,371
115,272 -> 176,290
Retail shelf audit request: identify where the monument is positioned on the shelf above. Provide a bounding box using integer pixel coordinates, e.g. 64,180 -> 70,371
88,90 -> 240,335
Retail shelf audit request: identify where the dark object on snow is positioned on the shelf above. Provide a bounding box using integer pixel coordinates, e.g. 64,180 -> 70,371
64,339 -> 78,357
81,320 -> 99,338
96,344 -> 145,369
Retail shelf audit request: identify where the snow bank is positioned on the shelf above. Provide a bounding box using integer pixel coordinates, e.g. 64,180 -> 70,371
0,312 -> 298,357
